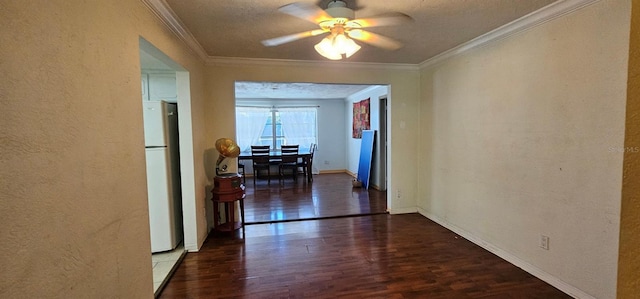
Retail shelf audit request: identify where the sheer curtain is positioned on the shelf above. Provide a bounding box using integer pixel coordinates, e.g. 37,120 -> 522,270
235,107 -> 270,152
279,107 -> 317,149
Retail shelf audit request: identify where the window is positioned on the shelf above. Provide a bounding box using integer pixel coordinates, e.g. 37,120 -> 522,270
236,106 -> 317,152
260,113 -> 284,148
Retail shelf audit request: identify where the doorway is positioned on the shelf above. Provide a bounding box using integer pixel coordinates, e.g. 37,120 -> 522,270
234,81 -> 390,223
139,38 -> 192,295
379,96 -> 388,191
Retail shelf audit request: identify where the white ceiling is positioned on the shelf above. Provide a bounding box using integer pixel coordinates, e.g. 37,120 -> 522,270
162,0 -> 558,64
145,0 -> 561,99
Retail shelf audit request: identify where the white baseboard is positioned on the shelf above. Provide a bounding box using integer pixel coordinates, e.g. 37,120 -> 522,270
417,208 -> 595,299
318,169 -> 348,174
388,207 -> 418,214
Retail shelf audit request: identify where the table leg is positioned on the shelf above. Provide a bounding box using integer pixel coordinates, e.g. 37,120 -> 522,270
306,156 -> 312,182
229,202 -> 235,230
224,203 -> 229,226
239,198 -> 245,238
213,201 -> 219,229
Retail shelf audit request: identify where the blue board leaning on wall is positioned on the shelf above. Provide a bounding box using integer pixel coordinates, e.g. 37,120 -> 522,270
356,130 -> 375,189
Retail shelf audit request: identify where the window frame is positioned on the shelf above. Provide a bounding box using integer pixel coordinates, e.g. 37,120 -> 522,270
236,106 -> 318,151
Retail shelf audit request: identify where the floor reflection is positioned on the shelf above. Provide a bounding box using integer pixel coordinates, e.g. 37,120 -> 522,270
243,173 -> 387,224
160,214 -> 571,298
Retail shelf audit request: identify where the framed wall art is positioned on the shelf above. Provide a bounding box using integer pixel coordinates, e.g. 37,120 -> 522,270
352,98 -> 370,139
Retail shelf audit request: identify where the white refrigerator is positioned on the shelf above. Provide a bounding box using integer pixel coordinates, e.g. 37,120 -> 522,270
143,100 -> 183,253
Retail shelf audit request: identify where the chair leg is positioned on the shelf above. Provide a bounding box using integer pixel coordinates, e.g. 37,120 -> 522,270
297,164 -> 306,179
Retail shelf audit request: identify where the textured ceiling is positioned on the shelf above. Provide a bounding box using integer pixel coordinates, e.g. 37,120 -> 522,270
164,0 -> 558,64
149,0 -> 560,99
235,82 -> 375,99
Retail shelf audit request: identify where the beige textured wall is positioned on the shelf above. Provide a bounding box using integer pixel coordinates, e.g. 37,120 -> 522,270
419,0 -> 630,298
205,63 -> 420,214
618,1 -> 640,297
0,1 -> 206,297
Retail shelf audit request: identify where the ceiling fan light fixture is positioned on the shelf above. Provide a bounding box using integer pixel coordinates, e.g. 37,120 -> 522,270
334,33 -> 361,57
343,37 -> 361,58
264,1 -> 405,60
314,30 -> 361,60
314,36 -> 342,60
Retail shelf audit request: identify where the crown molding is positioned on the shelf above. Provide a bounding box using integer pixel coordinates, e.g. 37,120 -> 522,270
142,0 -> 598,71
140,0 -> 417,71
140,0 -> 209,61
419,0 -> 600,69
206,56 -> 420,71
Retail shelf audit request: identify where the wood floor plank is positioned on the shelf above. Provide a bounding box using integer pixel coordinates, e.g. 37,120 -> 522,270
161,174 -> 568,298
243,173 -> 387,223
160,212 -> 570,298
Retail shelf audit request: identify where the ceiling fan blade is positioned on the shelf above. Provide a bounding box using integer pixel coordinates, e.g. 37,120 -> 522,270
262,29 -> 328,47
347,29 -> 403,50
279,2 -> 334,24
346,12 -> 412,28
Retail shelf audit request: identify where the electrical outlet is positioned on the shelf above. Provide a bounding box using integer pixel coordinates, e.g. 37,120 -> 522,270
396,189 -> 401,199
324,160 -> 330,165
540,235 -> 550,250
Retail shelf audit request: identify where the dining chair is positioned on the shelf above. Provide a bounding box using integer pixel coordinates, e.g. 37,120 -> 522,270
251,145 -> 271,185
278,145 -> 299,182
305,143 -> 317,182
297,143 -> 314,179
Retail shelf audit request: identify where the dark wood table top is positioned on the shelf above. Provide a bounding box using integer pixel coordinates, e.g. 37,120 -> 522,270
238,149 -> 311,159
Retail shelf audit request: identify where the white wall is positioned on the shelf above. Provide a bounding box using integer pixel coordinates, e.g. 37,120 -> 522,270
0,1 -> 208,297
236,98 -> 347,173
418,0 -> 630,298
346,86 -> 388,189
206,62 -> 420,214
2,0 -> 633,298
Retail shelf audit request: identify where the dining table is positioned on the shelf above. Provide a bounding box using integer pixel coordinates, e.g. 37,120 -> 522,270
238,148 -> 313,182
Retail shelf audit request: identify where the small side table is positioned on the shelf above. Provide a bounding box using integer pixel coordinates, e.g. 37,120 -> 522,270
211,173 -> 245,234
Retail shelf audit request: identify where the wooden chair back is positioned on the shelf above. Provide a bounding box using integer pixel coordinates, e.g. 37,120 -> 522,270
280,145 -> 299,164
251,145 -> 271,165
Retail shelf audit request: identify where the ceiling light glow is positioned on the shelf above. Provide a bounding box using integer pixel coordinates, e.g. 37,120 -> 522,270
314,27 -> 361,60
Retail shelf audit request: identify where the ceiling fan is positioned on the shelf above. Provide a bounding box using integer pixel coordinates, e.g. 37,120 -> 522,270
261,0 -> 411,60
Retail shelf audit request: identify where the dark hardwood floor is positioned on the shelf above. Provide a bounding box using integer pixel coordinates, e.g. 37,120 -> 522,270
160,174 -> 569,298
244,173 -> 387,223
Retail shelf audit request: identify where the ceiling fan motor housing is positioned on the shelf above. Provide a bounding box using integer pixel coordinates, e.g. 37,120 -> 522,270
326,0 -> 354,19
